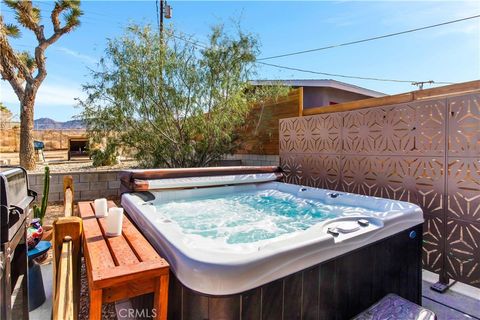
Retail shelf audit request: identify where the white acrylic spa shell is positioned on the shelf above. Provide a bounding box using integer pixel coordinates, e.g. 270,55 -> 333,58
121,176 -> 423,295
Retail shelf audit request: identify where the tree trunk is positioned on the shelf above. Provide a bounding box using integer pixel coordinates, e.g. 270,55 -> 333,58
19,87 -> 36,170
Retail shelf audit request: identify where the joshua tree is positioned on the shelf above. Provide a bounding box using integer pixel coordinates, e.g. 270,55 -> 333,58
0,0 -> 82,169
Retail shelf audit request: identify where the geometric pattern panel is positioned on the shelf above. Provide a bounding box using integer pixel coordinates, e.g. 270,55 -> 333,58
279,91 -> 480,287
280,154 -> 304,185
281,154 -> 342,190
423,213 -> 445,273
299,154 -> 342,190
342,108 -> 384,155
279,113 -> 342,154
342,100 -> 445,156
448,94 -> 480,157
280,118 -> 307,154
446,219 -> 480,288
341,155 -> 445,217
447,158 -> 480,224
340,155 -> 375,196
403,100 -> 446,156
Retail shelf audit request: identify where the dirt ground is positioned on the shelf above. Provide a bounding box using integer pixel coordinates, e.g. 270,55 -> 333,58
42,202 -> 73,225
0,150 -> 139,173
0,150 -> 68,164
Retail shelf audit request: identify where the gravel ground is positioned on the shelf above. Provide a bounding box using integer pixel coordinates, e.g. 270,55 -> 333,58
1,150 -> 139,173
79,258 -> 117,320
29,159 -> 140,174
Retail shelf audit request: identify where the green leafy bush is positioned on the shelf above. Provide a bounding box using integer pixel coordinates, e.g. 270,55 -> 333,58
90,143 -> 118,167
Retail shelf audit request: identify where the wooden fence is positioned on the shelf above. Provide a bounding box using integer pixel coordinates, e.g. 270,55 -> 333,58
303,80 -> 480,116
236,88 -> 302,155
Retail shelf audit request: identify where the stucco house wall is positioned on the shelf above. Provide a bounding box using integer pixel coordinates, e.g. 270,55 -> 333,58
302,87 -> 375,108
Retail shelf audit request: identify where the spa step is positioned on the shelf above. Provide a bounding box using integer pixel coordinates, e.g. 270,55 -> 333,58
352,293 -> 437,320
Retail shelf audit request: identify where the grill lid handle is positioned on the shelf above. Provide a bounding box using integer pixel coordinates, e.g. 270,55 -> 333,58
28,189 -> 37,198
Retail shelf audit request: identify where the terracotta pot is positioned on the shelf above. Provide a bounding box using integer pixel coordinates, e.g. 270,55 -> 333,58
41,225 -> 53,242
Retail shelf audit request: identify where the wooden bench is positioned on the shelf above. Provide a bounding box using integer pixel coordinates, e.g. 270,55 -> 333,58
78,201 -> 169,320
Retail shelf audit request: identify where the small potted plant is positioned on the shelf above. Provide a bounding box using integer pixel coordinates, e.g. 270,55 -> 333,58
27,166 -> 50,249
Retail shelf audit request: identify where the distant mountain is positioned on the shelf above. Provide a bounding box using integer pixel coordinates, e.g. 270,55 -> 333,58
34,118 -> 85,130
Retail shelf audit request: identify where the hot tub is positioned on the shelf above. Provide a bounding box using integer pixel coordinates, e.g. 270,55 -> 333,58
120,167 -> 424,320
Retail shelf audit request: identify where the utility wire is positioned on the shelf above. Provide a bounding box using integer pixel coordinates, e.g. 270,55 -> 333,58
170,32 -> 208,49
163,32 -> 454,85
151,30 -> 455,85
257,61 -> 454,84
258,14 -> 480,61
2,5 -> 457,85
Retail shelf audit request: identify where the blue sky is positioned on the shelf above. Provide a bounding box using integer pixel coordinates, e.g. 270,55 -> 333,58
1,0 -> 479,121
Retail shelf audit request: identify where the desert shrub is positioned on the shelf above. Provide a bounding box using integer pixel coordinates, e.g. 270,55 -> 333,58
79,24 -> 286,168
90,142 -> 118,167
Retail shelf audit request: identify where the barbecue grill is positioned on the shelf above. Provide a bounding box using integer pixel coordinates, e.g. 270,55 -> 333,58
1,166 -> 36,320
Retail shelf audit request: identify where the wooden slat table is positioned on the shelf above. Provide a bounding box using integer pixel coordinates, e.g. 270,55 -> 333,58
78,201 -> 169,320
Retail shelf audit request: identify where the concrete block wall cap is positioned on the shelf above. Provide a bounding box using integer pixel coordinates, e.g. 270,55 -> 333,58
27,168 -> 123,175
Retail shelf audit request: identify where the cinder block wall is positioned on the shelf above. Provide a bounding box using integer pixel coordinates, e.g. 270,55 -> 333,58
27,159 -> 281,203
28,170 -> 122,202
224,154 -> 279,166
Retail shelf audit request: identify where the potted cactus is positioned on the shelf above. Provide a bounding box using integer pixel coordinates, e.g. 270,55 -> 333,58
27,166 -> 50,249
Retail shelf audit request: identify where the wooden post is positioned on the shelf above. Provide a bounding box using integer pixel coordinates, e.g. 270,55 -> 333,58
298,86 -> 304,117
89,289 -> 103,320
53,237 -> 74,320
53,217 -> 82,319
63,175 -> 74,216
154,274 -> 169,320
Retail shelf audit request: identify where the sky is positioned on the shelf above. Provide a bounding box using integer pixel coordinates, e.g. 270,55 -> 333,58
1,0 -> 479,121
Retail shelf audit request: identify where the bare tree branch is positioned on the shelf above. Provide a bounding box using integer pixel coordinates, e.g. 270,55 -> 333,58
0,61 -> 25,100
0,18 -> 34,83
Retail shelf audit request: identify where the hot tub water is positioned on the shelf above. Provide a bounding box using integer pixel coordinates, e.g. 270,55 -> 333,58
154,189 -> 382,244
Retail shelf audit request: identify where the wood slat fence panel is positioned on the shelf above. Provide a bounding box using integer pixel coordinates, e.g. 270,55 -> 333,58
236,89 -> 301,155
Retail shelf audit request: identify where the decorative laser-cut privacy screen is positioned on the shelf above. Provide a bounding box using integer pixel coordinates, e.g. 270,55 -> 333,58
279,93 -> 480,288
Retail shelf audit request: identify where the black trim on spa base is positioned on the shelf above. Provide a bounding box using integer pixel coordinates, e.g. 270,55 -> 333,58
163,224 -> 423,320
129,225 -> 422,319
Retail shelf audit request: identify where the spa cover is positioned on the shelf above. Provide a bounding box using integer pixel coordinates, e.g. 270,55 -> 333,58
120,166 -> 283,192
